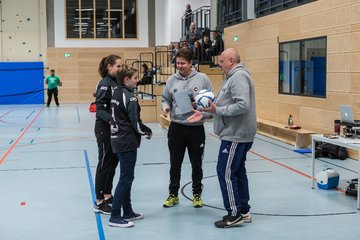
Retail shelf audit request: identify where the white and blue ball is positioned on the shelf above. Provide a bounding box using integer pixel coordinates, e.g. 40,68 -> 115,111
195,89 -> 215,109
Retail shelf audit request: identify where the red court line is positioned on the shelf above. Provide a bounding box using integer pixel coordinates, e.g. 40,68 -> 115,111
249,150 -> 312,179
208,132 -> 345,193
0,108 -> 44,165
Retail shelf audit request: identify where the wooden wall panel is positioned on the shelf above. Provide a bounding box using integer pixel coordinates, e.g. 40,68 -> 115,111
351,73 -> 360,92
351,53 -> 360,72
46,47 -> 155,104
250,72 -> 278,88
328,53 -> 351,73
279,18 -> 301,36
208,75 -> 224,95
139,99 -> 157,123
327,73 -> 351,92
351,31 -> 360,51
224,0 -> 360,134
328,34 -> 351,53
351,2 -> 360,23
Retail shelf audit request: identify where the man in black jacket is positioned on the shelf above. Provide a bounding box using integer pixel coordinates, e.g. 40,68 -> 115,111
205,31 -> 224,66
186,22 -> 202,51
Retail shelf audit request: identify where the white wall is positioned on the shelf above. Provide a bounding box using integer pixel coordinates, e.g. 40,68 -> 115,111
155,0 -> 170,45
54,0 -> 211,48
53,0 -> 149,48
155,0 -> 210,45
0,0 -> 47,61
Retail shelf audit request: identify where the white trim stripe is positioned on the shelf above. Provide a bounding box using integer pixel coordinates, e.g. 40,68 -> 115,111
224,142 -> 238,216
122,92 -> 126,109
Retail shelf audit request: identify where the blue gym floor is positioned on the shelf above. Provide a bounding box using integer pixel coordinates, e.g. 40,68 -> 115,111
0,104 -> 359,240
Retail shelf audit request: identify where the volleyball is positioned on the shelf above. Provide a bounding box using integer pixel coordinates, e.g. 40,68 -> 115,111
194,89 -> 215,109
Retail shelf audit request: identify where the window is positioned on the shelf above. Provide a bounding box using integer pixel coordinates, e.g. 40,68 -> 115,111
217,0 -> 243,29
66,0 -> 137,39
279,37 -> 327,98
255,0 -> 317,18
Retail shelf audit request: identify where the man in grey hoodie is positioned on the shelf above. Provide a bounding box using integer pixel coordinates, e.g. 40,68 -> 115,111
161,48 -> 213,208
188,48 -> 257,228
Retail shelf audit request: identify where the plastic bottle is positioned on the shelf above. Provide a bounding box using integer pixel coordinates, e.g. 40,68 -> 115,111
334,120 -> 340,135
288,114 -> 293,126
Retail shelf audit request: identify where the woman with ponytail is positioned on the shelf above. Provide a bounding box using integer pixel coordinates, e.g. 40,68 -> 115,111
93,54 -> 123,214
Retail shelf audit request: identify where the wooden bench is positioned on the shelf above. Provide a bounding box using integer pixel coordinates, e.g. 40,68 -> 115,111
257,118 -> 314,148
159,116 -> 314,148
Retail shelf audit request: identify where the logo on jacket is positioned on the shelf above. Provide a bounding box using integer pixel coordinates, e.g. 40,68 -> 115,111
130,97 -> 137,102
193,86 -> 199,92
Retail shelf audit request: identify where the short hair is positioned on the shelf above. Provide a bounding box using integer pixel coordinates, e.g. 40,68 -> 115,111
175,48 -> 193,62
116,65 -> 138,85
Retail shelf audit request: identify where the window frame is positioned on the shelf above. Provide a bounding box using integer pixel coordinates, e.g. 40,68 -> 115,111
278,36 -> 327,98
217,0 -> 244,30
255,0 -> 317,18
65,0 -> 137,40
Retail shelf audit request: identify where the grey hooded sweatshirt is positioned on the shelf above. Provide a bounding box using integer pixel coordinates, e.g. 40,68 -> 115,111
213,64 -> 257,142
161,69 -> 212,126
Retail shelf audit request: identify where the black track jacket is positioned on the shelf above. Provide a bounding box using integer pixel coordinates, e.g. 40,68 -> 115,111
110,85 -> 152,153
95,75 -> 118,132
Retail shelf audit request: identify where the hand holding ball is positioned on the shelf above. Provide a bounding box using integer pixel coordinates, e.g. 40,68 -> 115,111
194,90 -> 215,109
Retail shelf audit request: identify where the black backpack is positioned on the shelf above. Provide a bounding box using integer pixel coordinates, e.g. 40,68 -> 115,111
345,178 -> 358,197
315,142 -> 348,160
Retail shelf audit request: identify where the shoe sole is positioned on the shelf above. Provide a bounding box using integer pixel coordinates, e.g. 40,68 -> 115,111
242,214 -> 252,223
93,208 -> 111,215
163,202 -> 178,208
108,222 -> 134,228
243,218 -> 252,223
163,200 -> 179,208
124,214 -> 144,221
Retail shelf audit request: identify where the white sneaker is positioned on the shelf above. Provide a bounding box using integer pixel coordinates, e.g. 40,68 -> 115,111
242,212 -> 252,223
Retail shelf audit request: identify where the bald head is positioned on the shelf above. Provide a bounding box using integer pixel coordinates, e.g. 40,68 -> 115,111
219,48 -> 241,75
222,48 -> 240,64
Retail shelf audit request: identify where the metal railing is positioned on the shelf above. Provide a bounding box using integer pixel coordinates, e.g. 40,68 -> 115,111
132,59 -> 155,99
181,6 -> 211,39
178,30 -> 224,68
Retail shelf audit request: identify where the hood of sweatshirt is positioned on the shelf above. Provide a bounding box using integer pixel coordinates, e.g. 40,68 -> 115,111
174,68 -> 198,81
225,63 -> 249,80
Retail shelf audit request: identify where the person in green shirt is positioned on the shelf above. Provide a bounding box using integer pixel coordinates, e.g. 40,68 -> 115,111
45,69 -> 62,107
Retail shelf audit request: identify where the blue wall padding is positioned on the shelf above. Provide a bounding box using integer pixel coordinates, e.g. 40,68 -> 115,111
0,62 -> 44,104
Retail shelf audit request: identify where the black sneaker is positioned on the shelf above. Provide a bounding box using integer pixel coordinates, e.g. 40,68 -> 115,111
93,201 -> 111,215
123,212 -> 144,221
109,217 -> 134,228
104,196 -> 113,206
214,215 -> 244,228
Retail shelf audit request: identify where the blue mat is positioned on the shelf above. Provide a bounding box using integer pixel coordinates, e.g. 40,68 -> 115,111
293,148 -> 312,154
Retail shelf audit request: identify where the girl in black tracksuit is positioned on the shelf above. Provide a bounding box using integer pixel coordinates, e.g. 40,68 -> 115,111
94,54 -> 123,214
108,66 -> 152,228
